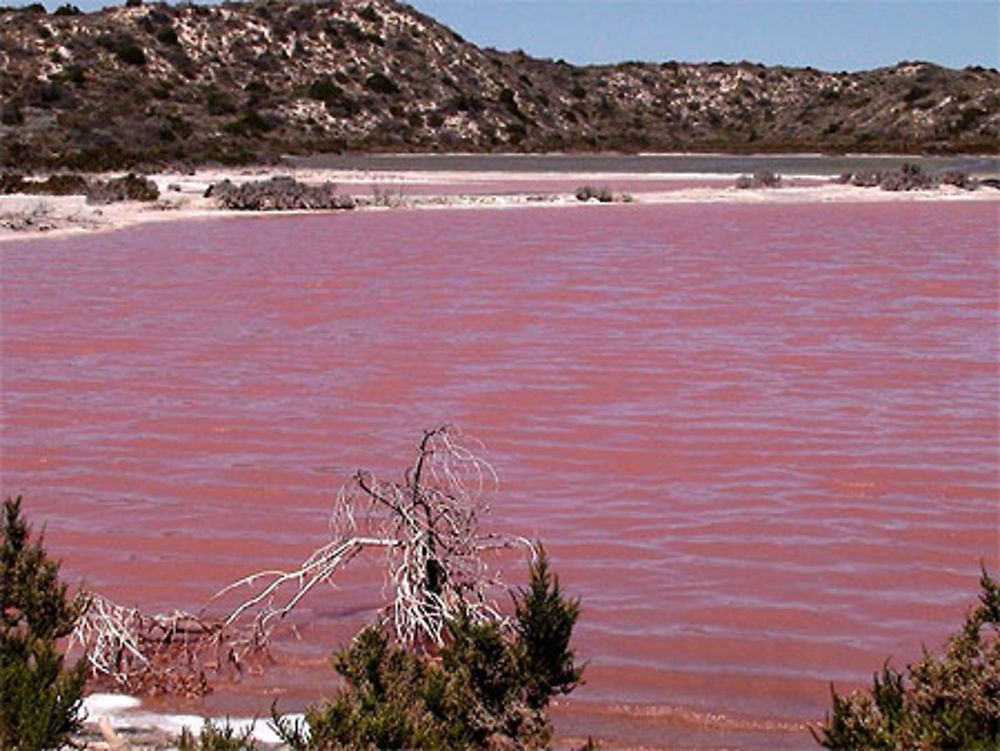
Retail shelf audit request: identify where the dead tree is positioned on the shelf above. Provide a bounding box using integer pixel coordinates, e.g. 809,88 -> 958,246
217,425 -> 532,649
70,426 -> 529,693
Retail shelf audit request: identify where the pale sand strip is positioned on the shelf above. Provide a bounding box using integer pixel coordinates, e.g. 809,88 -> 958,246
2,168 -> 997,244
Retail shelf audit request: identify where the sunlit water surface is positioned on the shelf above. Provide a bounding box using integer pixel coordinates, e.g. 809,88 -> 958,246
2,200 -> 997,748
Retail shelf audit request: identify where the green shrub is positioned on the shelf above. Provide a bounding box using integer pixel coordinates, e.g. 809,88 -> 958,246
0,496 -> 88,751
515,550 -> 583,708
177,719 -> 257,751
273,548 -> 582,750
813,568 -> 1000,749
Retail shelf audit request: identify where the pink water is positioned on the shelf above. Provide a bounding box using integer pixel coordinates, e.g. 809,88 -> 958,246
2,201 -> 997,748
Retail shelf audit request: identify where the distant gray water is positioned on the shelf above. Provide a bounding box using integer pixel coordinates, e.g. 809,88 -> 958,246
289,152 -> 1000,177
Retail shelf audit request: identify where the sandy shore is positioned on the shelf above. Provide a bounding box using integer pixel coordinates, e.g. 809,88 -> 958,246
1,166 -> 997,244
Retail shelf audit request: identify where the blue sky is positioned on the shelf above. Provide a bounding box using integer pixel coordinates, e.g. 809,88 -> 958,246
408,0 -> 999,71
28,0 -> 1000,72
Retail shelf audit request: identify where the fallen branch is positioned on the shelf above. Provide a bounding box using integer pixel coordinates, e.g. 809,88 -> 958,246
70,592 -> 269,697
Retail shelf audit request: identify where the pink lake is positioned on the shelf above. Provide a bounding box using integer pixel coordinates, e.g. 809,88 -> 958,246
1,200 -> 997,748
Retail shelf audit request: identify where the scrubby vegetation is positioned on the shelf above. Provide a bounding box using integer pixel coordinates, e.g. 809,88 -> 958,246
85,172 -> 159,203
206,176 -> 355,211
836,163 -> 979,192
735,170 -> 782,189
575,184 -> 614,203
1,171 -> 160,202
0,496 -> 87,751
574,184 -> 632,203
177,720 -> 258,751
0,0 -> 997,170
1,172 -> 88,195
272,548 -> 583,750
813,568 -> 1000,749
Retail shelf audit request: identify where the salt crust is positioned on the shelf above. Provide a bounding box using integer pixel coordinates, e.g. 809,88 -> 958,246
1,168 -> 996,244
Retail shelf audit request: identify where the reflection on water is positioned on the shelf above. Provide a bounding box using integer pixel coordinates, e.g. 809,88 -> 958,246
1,200 -> 997,748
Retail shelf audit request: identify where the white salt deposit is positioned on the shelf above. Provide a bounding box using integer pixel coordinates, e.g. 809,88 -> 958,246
80,693 -> 304,745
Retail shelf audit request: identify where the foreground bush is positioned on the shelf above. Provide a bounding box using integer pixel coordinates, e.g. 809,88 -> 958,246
0,497 -> 87,751
273,548 -> 583,750
177,720 -> 257,751
813,568 -> 1000,749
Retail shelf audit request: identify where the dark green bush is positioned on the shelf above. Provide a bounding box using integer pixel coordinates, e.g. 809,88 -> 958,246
364,72 -> 399,95
155,26 -> 179,46
116,42 -> 147,67
813,568 -> 1000,749
0,496 -> 88,751
273,548 -> 582,750
307,76 -> 343,105
358,4 -> 380,24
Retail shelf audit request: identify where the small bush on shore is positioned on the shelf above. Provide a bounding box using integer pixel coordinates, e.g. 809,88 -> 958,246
575,184 -> 615,202
272,548 -> 583,750
86,173 -> 159,204
206,176 -> 354,211
940,169 -> 979,190
838,163 -> 977,192
735,171 -> 782,189
2,173 -> 90,196
813,568 -> 1000,749
0,497 -> 87,751
23,174 -> 90,196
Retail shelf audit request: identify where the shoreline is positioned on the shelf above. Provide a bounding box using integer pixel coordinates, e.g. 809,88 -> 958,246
72,691 -> 813,751
1,166 -> 997,244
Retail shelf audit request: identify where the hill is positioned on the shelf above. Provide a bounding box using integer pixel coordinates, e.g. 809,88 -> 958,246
1,0 -> 997,170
